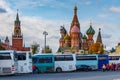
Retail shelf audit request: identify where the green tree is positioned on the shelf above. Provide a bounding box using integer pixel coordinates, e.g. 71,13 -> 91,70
31,42 -> 40,55
98,45 -> 104,54
0,40 -> 5,50
42,45 -> 52,53
0,45 -> 5,50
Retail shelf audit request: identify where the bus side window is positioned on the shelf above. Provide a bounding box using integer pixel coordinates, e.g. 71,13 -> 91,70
39,58 -> 46,63
46,57 -> 52,63
64,55 -> 73,61
32,58 -> 38,64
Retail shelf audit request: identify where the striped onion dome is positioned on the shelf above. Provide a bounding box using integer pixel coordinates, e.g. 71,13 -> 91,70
86,25 -> 95,35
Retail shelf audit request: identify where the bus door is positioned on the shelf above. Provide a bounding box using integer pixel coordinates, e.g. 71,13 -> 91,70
17,53 -> 27,73
98,55 -> 109,70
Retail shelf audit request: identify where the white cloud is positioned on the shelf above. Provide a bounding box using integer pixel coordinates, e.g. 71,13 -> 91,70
109,6 -> 120,13
78,1 -> 92,5
97,14 -> 108,18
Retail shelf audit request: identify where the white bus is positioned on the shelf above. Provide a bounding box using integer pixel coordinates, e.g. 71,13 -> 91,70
17,51 -> 32,73
54,54 -> 76,72
109,54 -> 120,65
0,50 -> 18,75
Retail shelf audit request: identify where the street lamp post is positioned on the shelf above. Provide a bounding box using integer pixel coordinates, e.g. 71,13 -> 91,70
43,31 -> 48,53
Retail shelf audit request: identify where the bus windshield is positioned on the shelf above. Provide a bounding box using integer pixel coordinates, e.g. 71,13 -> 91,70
17,53 -> 26,60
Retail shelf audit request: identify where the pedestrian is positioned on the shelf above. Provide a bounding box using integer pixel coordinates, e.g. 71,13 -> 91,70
113,63 -> 116,71
102,64 -> 106,72
32,65 -> 36,74
115,64 -> 119,71
106,64 -> 109,71
109,63 -> 113,71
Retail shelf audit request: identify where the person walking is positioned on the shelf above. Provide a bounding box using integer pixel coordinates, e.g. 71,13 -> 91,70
106,64 -> 109,71
102,64 -> 106,72
115,64 -> 119,71
32,65 -> 36,74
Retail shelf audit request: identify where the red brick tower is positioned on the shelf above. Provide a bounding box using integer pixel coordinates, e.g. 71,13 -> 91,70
12,10 -> 23,50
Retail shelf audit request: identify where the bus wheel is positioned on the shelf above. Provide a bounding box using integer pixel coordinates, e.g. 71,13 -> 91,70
56,68 -> 62,73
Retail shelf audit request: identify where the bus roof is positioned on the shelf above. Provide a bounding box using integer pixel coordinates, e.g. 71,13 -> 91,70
0,50 -> 15,53
34,53 -> 54,56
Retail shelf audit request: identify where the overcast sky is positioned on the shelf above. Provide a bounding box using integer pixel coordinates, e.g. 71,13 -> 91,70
0,0 -> 120,52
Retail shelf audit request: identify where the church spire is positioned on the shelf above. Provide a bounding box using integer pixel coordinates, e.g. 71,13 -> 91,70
70,6 -> 80,35
74,6 -> 77,15
96,28 -> 102,44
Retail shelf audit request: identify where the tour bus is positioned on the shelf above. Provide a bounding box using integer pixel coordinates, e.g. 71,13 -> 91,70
54,54 -> 76,72
76,54 -> 98,70
32,54 -> 54,73
16,51 -> 32,73
98,54 -> 109,70
0,50 -> 18,75
109,54 -> 120,65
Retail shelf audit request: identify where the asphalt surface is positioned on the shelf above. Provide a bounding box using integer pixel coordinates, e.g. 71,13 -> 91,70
0,71 -> 120,80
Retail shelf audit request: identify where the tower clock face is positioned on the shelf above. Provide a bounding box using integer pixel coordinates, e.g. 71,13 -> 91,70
16,30 -> 19,34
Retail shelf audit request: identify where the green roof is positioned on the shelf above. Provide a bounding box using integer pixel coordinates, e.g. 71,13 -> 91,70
57,47 -> 63,52
82,34 -> 87,39
86,25 -> 95,35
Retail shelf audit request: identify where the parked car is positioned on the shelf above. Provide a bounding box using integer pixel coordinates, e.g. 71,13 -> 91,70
76,65 -> 92,71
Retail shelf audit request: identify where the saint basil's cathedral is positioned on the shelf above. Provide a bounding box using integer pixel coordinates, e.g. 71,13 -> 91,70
0,11 -> 30,51
57,6 -> 103,54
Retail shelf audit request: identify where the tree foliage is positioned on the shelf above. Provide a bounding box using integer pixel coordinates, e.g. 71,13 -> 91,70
31,42 -> 40,55
110,47 -> 115,53
0,45 -> 5,50
89,42 -> 104,54
42,45 -> 52,53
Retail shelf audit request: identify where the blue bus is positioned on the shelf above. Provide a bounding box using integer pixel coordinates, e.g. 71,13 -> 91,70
76,54 -> 98,70
32,54 -> 54,73
98,54 -> 109,70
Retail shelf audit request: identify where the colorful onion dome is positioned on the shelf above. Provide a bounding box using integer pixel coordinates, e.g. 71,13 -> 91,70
64,34 -> 71,40
71,25 -> 80,33
82,34 -> 87,39
86,25 -> 95,35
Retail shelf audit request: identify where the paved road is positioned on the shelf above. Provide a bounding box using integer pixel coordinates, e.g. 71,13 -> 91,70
0,71 -> 120,80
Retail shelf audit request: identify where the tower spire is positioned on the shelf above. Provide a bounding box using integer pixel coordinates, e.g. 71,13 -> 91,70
96,28 -> 102,44
90,20 -> 92,26
70,6 -> 80,34
74,6 -> 77,15
16,9 -> 19,21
